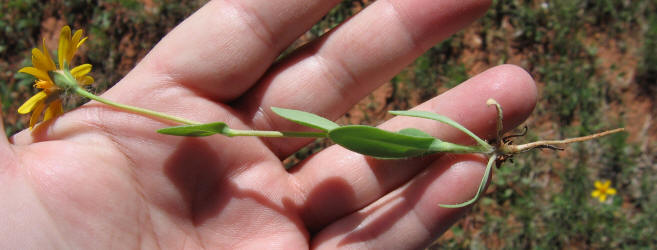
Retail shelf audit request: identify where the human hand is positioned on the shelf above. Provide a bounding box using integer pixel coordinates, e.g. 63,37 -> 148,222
2,0 -> 536,248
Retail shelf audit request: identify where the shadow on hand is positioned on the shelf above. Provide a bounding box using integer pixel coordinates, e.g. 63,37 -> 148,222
299,176 -> 358,234
328,154 -> 481,247
164,139 -> 234,225
164,137 -> 469,244
163,138 -> 317,236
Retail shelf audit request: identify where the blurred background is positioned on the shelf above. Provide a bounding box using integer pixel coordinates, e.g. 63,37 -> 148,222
1,0 -> 655,248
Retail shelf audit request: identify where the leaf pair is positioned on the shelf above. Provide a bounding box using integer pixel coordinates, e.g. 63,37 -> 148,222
157,107 -> 494,208
155,107 -> 338,137
157,122 -> 230,137
329,126 -> 440,158
158,107 -> 491,159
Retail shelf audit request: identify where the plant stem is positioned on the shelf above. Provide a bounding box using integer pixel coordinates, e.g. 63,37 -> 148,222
228,129 -> 327,138
487,99 -> 504,147
74,87 -> 326,138
74,87 -> 199,125
431,140 -> 493,154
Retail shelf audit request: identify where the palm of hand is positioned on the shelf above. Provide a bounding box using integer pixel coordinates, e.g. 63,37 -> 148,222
1,0 -> 537,249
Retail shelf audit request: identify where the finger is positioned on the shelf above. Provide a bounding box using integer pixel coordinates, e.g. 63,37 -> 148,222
106,0 -> 341,103
11,0 -> 348,183
238,0 -> 492,157
18,0 -> 342,154
312,155 -> 488,249
0,109 -> 10,151
292,65 -> 537,231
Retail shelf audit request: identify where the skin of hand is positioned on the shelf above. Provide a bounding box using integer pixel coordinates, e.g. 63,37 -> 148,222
1,0 -> 537,249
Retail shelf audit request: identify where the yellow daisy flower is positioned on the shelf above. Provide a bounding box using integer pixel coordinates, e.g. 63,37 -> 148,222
591,180 -> 617,202
17,25 -> 94,129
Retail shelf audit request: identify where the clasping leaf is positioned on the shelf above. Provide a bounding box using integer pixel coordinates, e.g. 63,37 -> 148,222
390,110 -> 491,150
271,107 -> 339,132
328,125 -> 440,158
398,128 -> 433,138
157,122 -> 229,137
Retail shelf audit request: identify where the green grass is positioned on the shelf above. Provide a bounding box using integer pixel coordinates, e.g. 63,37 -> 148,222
636,12 -> 657,99
1,0 -> 656,248
433,0 -> 657,248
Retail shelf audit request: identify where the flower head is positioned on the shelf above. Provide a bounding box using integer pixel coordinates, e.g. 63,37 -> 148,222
18,25 -> 94,129
591,180 -> 617,202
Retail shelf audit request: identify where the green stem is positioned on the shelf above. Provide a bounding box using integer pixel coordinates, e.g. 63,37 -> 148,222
430,141 -> 492,154
228,129 -> 326,138
73,85 -> 326,139
74,87 -> 199,125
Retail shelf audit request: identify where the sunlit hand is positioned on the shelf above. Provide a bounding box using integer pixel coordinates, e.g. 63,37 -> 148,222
2,0 -> 536,248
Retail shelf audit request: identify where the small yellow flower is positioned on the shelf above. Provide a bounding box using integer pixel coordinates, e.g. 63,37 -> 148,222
591,180 -> 617,202
17,25 -> 94,129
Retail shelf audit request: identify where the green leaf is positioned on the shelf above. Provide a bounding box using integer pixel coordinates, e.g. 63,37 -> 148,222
399,127 -> 482,154
439,155 -> 496,208
398,128 -> 433,138
271,107 -> 339,132
157,122 -> 229,137
328,125 -> 440,158
390,110 -> 491,149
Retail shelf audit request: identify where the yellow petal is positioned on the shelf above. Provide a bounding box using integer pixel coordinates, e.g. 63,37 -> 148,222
607,188 -> 617,195
18,67 -> 52,82
43,99 -> 63,122
79,75 -> 94,85
59,26 -> 72,68
591,190 -> 601,198
67,29 -> 84,62
71,64 -> 92,78
18,91 -> 48,114
42,38 -> 56,70
31,48 -> 56,71
594,180 -> 603,189
77,36 -> 88,48
71,29 -> 84,46
598,194 -> 607,202
29,101 -> 47,129
601,180 -> 611,189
